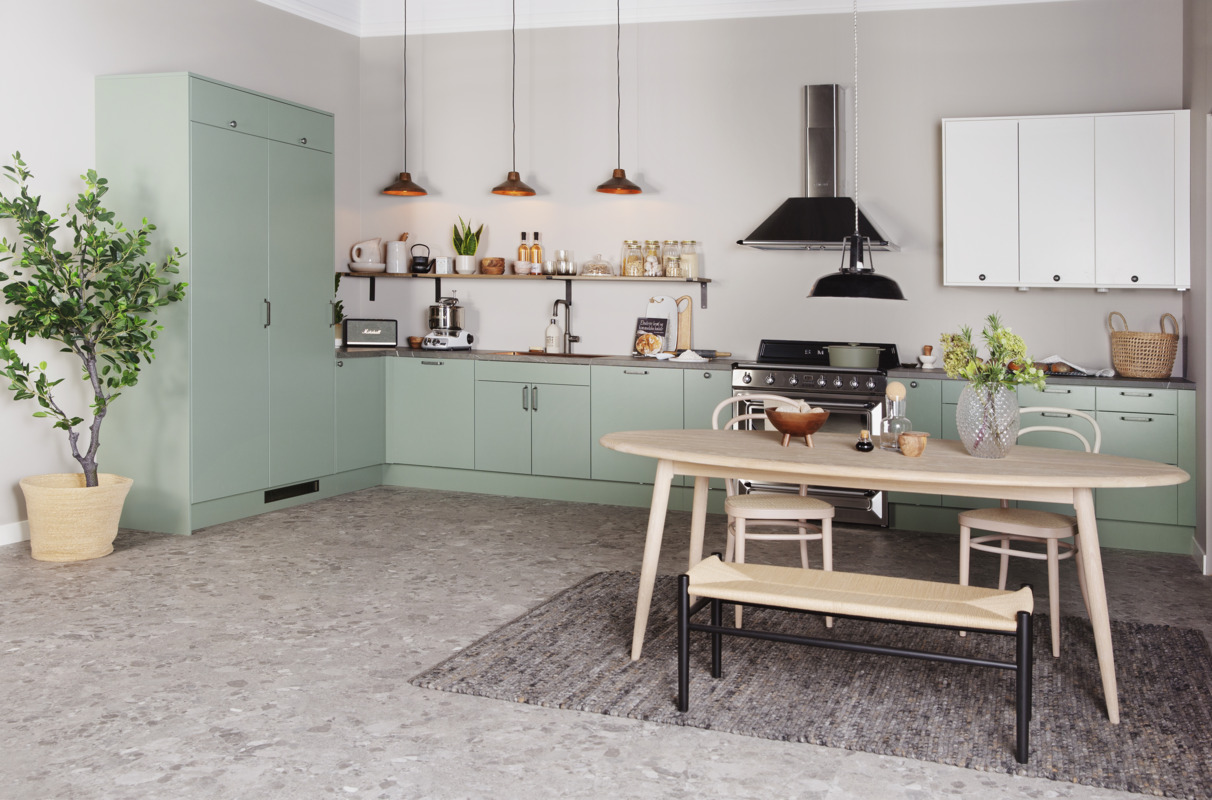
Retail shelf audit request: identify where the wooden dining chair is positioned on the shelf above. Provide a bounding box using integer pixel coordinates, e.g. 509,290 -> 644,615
711,395 -> 836,626
958,406 -> 1100,657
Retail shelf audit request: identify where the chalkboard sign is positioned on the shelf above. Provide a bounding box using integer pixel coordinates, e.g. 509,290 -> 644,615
633,317 -> 669,356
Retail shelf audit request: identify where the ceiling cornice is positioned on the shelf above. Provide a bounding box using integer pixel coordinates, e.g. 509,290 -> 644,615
255,0 -> 1080,38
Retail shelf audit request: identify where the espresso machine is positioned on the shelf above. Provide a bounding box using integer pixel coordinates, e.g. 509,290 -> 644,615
422,296 -> 474,350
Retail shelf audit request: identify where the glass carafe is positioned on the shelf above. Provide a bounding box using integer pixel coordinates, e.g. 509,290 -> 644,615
880,381 -> 912,451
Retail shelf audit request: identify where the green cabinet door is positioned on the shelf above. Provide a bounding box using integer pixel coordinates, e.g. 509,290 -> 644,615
683,369 -> 732,490
531,383 -> 590,479
891,378 -> 943,505
591,366 -> 684,483
268,139 -> 335,486
190,122 -> 270,503
1094,409 -> 1179,524
475,380 -> 533,474
388,358 -> 475,468
335,358 -> 385,472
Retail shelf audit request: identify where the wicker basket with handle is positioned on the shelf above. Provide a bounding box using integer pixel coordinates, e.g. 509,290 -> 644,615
1108,311 -> 1179,379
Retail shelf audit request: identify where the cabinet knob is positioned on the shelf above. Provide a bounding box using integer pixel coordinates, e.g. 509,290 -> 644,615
702,372 -> 712,379
1053,274 -> 1061,282
337,360 -> 344,367
299,137 -> 308,145
978,274 -> 986,281
1131,275 -> 1139,283
229,120 -> 238,128
909,381 -> 918,388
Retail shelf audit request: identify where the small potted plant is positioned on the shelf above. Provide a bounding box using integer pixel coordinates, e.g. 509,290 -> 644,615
0,153 -> 186,560
452,216 -> 482,275
940,313 -> 1046,458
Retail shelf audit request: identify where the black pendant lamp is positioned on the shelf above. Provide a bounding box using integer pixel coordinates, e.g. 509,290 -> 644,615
809,0 -> 904,300
492,0 -> 536,196
382,0 -> 427,196
596,0 -> 641,194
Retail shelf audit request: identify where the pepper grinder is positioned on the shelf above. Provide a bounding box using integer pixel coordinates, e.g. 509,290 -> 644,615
880,381 -> 912,452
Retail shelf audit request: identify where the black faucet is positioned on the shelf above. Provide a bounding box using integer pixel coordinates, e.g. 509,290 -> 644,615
552,299 -> 580,354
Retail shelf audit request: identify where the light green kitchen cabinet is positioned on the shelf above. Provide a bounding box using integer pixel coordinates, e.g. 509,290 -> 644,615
335,358 -> 385,472
97,73 -> 336,534
682,369 -> 732,490
388,358 -> 475,469
890,377 -> 944,505
591,365 -> 684,483
1095,389 -> 1180,525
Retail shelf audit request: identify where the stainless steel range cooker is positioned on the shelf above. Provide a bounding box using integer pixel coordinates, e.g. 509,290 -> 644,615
732,339 -> 901,526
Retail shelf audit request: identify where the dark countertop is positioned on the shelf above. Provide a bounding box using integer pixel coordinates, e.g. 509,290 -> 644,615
888,366 -> 1195,391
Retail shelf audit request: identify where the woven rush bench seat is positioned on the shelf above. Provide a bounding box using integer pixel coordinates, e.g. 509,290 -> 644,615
677,556 -> 1036,763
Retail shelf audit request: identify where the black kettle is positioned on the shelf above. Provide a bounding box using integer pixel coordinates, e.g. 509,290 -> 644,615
410,243 -> 432,273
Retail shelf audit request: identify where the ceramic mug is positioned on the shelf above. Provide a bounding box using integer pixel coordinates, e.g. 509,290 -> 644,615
351,238 -> 382,263
385,241 -> 408,273
513,261 -> 531,274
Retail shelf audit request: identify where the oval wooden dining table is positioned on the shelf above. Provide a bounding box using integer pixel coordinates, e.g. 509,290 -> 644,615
599,428 -> 1190,724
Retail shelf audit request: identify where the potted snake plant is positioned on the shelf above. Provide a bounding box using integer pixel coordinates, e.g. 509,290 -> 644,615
452,216 -> 482,275
0,153 -> 186,561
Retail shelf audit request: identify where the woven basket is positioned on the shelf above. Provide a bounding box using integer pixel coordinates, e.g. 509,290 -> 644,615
19,473 -> 133,562
1108,311 -> 1179,379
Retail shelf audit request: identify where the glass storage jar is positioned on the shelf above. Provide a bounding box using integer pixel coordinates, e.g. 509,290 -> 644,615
581,253 -> 613,276
679,240 -> 699,279
661,240 -> 682,277
621,241 -> 643,276
642,240 -> 662,276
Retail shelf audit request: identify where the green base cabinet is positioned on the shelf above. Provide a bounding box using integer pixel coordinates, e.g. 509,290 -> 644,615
590,365 -> 685,483
336,358 -> 386,472
890,378 -> 943,505
97,73 -> 336,534
388,358 -> 475,469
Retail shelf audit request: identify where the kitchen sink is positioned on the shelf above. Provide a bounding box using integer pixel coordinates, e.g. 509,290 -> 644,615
489,351 -> 618,359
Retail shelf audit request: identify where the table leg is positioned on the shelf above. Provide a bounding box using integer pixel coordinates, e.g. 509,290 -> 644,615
1073,487 -> 1119,724
631,458 -> 675,660
687,475 -> 710,571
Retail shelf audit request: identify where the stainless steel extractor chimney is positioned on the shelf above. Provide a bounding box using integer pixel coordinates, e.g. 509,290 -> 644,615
738,85 -> 894,251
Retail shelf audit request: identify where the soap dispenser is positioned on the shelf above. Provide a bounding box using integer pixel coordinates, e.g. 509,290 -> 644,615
544,317 -> 562,354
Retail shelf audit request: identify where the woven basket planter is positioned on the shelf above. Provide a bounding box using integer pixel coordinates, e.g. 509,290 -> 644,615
19,473 -> 133,562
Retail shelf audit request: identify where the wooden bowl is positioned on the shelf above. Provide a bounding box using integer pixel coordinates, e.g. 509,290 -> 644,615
898,431 -> 930,457
765,409 -> 829,447
480,257 -> 505,275
407,336 -> 424,349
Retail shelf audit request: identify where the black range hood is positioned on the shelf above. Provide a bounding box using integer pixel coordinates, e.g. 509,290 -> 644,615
738,85 -> 894,251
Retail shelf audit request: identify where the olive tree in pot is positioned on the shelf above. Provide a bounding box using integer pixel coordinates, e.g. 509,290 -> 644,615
0,153 -> 186,561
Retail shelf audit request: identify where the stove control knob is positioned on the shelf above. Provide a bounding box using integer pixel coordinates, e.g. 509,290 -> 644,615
865,378 -> 877,390
848,377 -> 860,389
832,377 -> 843,388
764,374 -> 776,385
816,377 -> 827,387
742,372 -> 752,384
787,375 -> 799,386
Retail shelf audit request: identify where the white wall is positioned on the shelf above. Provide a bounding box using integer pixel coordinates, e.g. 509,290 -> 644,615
0,0 -> 361,536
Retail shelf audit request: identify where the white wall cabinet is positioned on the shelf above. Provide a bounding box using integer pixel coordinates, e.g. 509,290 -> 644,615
943,110 -> 1189,290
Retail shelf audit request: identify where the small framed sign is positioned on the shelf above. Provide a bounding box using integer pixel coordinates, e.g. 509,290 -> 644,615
633,317 -> 669,356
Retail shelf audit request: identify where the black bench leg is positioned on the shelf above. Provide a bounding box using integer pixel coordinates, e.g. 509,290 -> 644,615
711,597 -> 723,678
1015,610 -> 1033,764
678,574 -> 690,712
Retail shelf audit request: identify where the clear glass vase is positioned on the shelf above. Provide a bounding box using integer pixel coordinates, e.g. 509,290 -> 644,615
956,384 -> 1020,458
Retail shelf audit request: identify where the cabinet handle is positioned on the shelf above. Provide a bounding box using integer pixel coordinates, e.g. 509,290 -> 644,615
1042,388 -> 1071,394
1120,415 -> 1154,423
1120,391 -> 1153,398
229,120 -> 238,128
420,360 -> 444,366
299,137 -> 308,145
264,298 -> 271,328
532,385 -> 539,411
623,369 -> 649,375
1040,411 -> 1071,418
522,385 -> 529,411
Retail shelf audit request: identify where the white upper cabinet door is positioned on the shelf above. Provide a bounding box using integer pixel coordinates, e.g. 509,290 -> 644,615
1019,116 -> 1095,286
1094,113 -> 1177,287
943,119 -> 1020,286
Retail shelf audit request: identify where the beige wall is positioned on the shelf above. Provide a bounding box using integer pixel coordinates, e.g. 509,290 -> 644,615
0,0 -> 361,532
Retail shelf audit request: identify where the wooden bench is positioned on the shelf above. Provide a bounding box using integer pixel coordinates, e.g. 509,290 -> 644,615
677,556 -> 1035,763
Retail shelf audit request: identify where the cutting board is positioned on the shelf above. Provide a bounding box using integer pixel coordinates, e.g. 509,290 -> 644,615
645,295 -> 678,350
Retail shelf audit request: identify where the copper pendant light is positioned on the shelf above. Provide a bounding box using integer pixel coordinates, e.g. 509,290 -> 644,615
492,0 -> 536,196
808,0 -> 905,299
382,0 -> 427,196
596,0 -> 641,194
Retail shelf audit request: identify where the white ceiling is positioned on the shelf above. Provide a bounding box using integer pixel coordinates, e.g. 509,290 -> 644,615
255,0 -> 1079,37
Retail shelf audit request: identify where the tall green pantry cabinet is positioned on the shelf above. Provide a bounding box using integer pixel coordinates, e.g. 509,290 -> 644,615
96,73 -> 336,534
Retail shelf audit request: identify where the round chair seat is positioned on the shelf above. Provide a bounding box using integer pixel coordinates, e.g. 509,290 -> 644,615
958,506 -> 1076,537
725,493 -> 835,519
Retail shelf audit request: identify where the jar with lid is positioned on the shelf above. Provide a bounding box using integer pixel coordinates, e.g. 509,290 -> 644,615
580,253 -> 613,276
661,240 -> 682,277
880,381 -> 912,452
642,240 -> 662,276
679,240 -> 699,279
621,241 -> 644,277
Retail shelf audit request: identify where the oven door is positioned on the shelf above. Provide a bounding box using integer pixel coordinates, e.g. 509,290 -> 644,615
732,393 -> 889,526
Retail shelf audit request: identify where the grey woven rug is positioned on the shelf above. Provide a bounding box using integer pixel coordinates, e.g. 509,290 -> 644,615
410,571 -> 1212,798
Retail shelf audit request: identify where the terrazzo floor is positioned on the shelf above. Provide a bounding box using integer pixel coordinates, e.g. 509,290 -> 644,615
2,486 -> 1209,800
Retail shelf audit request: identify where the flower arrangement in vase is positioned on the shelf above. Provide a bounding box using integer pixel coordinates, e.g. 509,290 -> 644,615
940,313 -> 1046,458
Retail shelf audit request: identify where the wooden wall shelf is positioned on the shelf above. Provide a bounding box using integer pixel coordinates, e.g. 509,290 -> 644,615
339,271 -> 712,307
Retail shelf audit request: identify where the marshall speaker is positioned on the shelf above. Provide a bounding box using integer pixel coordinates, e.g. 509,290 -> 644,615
342,318 -> 398,347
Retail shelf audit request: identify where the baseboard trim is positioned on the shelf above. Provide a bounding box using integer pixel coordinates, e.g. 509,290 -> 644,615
0,519 -> 31,547
1192,534 -> 1209,575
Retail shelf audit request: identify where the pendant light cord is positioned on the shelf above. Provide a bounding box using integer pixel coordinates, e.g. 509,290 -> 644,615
403,0 -> 409,173
853,0 -> 860,239
511,0 -> 518,173
615,0 -> 622,169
